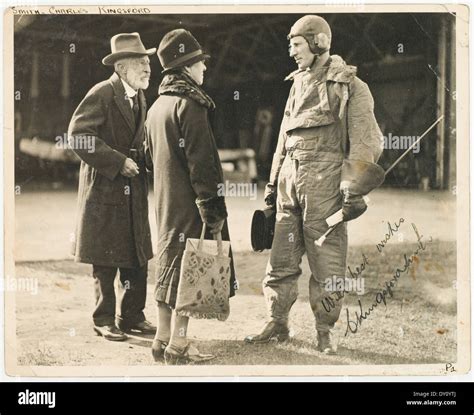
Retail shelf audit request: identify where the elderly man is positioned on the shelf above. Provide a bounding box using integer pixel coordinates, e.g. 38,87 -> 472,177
68,33 -> 156,341
245,15 -> 384,353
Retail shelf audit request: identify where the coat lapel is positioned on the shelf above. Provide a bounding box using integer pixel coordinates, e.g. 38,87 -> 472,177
110,73 -> 135,134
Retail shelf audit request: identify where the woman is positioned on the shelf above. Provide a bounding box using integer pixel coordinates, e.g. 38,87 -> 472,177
145,29 -> 236,364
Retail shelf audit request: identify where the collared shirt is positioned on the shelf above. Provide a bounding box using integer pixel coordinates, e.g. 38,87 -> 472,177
120,78 -> 138,109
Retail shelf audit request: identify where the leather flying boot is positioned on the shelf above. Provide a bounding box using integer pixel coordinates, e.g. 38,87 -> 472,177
244,321 -> 290,344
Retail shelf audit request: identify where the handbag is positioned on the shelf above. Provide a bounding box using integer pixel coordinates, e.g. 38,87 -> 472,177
175,225 -> 231,321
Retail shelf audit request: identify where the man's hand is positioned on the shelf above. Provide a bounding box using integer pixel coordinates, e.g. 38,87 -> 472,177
342,194 -> 367,222
264,184 -> 277,207
207,219 -> 225,235
120,158 -> 139,178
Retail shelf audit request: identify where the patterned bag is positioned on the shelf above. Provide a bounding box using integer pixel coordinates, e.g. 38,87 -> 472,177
175,225 -> 231,321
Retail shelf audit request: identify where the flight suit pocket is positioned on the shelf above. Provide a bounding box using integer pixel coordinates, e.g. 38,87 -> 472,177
304,161 -> 342,221
303,222 -> 348,279
286,136 -> 318,161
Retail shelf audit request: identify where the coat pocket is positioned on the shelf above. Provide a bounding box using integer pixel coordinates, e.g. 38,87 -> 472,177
86,172 -> 127,206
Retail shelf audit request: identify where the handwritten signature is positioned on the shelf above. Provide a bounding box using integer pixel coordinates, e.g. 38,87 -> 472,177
376,217 -> 405,252
344,223 -> 432,336
321,218 -> 405,313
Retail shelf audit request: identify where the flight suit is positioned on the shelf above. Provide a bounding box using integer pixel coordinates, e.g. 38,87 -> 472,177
263,55 -> 383,333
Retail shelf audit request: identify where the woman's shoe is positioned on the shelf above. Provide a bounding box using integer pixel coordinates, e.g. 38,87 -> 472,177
151,339 -> 168,362
164,342 -> 215,365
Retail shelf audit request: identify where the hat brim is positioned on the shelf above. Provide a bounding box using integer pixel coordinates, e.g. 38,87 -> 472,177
251,207 -> 276,252
102,48 -> 156,66
161,53 -> 210,74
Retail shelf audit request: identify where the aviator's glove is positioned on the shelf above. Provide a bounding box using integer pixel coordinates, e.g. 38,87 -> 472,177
342,194 -> 367,222
264,184 -> 277,207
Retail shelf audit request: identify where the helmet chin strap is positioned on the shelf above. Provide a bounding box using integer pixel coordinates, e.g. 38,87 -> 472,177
304,53 -> 319,70
310,48 -> 330,68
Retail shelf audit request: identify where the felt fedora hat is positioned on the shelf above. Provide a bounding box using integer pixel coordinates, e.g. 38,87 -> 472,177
102,32 -> 156,66
158,29 -> 210,73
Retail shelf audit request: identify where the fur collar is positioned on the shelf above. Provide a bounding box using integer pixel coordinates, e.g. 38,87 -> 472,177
159,71 -> 215,110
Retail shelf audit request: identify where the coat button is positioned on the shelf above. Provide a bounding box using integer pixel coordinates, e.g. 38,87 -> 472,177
285,110 -> 290,116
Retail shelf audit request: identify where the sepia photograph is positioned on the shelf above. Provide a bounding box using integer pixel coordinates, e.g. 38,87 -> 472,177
3,3 -> 470,377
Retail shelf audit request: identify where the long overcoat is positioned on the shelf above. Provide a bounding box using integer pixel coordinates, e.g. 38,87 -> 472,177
68,72 -> 153,268
145,74 -> 236,303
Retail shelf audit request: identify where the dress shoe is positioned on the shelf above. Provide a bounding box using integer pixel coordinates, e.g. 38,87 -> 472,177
119,320 -> 157,334
317,331 -> 337,355
151,339 -> 168,362
244,321 -> 290,344
93,325 -> 128,341
164,343 -> 215,365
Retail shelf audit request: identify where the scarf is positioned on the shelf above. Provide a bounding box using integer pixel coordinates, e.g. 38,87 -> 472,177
158,71 -> 216,110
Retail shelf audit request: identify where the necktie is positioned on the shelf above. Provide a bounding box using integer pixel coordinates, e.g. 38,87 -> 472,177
132,94 -> 139,123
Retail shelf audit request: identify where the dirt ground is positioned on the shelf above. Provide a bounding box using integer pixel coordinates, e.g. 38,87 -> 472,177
11,186 -> 458,370
14,240 -> 457,367
14,187 -> 456,261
